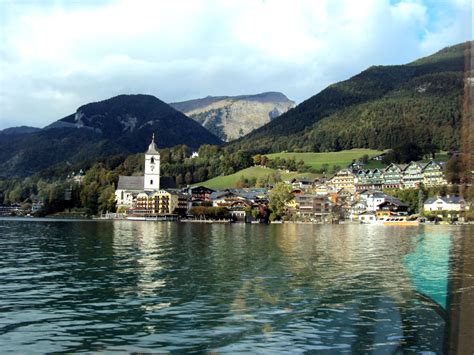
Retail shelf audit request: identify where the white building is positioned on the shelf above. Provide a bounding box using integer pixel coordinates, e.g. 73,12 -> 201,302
360,192 -> 387,212
144,134 -> 160,191
424,196 -> 470,213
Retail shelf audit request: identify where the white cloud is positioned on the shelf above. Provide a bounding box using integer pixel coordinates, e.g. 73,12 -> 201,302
0,0 -> 470,129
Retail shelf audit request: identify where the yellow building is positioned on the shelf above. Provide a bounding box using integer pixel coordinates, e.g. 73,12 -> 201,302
327,169 -> 357,191
153,190 -> 188,215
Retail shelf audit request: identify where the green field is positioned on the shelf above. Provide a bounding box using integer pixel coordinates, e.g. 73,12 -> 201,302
198,166 -> 319,190
266,149 -> 385,169
422,151 -> 449,163
198,149 -> 385,190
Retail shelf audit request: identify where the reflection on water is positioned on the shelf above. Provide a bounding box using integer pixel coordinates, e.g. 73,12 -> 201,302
404,230 -> 451,309
0,219 -> 472,353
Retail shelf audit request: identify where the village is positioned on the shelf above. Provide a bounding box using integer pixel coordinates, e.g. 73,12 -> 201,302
110,137 -> 471,225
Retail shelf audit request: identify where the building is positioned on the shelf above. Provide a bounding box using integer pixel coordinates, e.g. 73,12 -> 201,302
350,201 -> 368,221
356,168 -> 384,191
115,135 -> 177,211
377,199 -> 409,215
289,177 -> 314,191
327,169 -> 357,191
188,186 -> 215,205
0,204 -> 22,216
127,189 -> 189,216
363,192 -> 388,212
296,194 -> 331,221
210,190 -> 250,208
31,201 -> 44,213
424,196 -> 470,213
358,212 -> 377,223
155,189 -> 188,215
422,160 -> 447,187
144,134 -> 161,191
383,163 -> 405,189
402,161 -> 424,189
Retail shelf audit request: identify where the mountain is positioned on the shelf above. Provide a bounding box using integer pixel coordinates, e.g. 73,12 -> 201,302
170,92 -> 295,141
229,42 -> 470,153
0,94 -> 221,177
0,126 -> 41,135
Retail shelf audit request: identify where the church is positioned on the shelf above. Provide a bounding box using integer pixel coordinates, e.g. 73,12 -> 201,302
115,135 -> 187,215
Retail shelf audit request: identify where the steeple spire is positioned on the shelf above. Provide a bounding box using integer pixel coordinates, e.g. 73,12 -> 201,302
147,132 -> 159,154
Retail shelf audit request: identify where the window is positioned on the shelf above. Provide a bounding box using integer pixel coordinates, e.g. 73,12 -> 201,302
151,157 -> 154,163
150,180 -> 153,185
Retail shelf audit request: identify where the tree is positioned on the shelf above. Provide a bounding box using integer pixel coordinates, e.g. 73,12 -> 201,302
98,184 -> 116,213
176,174 -> 184,186
445,155 -> 462,184
252,154 -> 262,166
185,171 -> 193,185
268,182 -> 294,219
383,143 -> 424,164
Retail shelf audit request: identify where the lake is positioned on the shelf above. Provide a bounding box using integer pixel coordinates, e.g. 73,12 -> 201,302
0,218 -> 472,353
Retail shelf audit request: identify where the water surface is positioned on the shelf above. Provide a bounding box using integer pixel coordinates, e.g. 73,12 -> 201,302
0,218 -> 472,353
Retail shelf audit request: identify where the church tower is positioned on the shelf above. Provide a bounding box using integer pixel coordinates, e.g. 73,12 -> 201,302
144,134 -> 160,191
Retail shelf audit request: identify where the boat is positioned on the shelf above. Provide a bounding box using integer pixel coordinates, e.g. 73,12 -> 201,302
377,215 -> 420,226
359,212 -> 420,226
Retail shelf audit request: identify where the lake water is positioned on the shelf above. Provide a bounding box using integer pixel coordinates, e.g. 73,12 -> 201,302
0,218 -> 472,353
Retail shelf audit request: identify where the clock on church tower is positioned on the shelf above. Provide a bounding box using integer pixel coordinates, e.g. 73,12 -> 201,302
144,134 -> 160,191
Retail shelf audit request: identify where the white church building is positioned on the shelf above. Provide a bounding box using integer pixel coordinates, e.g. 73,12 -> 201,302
115,135 -> 176,209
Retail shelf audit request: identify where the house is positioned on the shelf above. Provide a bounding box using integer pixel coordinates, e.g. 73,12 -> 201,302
296,194 -> 331,221
373,153 -> 386,161
422,160 -> 447,187
358,211 -> 377,223
383,163 -> 405,189
424,196 -> 470,212
289,177 -> 314,191
313,183 -> 330,196
356,168 -> 384,191
363,192 -> 388,211
210,190 -> 249,208
402,161 -> 424,189
336,188 -> 353,202
188,186 -> 215,205
377,198 -> 409,215
0,204 -> 22,216
327,169 -> 357,192
349,201 -> 368,221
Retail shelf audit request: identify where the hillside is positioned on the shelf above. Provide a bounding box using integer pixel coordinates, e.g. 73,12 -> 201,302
266,149 -> 384,170
229,42 -> 470,153
170,92 -> 295,141
198,166 -> 319,190
199,149 -> 382,189
0,94 -> 221,177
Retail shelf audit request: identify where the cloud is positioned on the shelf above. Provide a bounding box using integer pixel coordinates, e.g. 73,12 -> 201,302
0,0 -> 471,129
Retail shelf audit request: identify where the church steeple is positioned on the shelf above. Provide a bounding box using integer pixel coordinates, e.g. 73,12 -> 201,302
144,133 -> 160,191
147,133 -> 159,154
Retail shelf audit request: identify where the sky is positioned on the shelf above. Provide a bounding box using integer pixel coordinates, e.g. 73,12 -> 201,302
0,0 -> 472,129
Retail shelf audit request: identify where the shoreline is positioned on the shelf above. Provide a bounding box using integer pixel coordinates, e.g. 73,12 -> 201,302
0,216 -> 472,226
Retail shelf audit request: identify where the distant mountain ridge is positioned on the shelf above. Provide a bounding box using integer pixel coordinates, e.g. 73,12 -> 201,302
171,92 -> 295,141
0,126 -> 41,135
0,94 -> 221,177
229,42 -> 470,153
